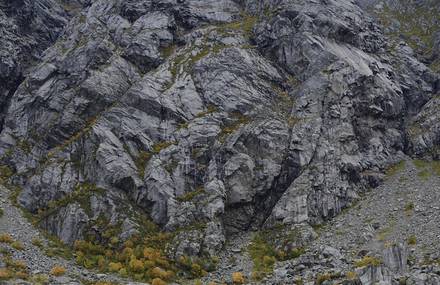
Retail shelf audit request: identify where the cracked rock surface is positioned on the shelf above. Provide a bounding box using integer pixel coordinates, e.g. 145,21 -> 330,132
0,0 -> 439,284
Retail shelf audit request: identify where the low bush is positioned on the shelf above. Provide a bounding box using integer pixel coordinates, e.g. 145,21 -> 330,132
232,272 -> 245,284
151,278 -> 167,285
11,241 -> 24,250
407,235 -> 417,245
354,256 -> 381,268
50,265 -> 66,276
0,233 -> 13,243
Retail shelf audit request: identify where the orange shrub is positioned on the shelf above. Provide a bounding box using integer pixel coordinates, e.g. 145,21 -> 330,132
50,265 -> 66,276
0,268 -> 12,279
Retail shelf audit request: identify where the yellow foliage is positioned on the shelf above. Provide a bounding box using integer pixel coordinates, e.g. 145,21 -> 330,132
346,271 -> 358,280
151,267 -> 168,279
129,258 -> 144,272
50,265 -> 66,276
0,233 -> 13,243
108,262 -> 123,272
232,272 -> 245,284
143,247 -> 160,259
121,247 -> 134,260
152,278 -> 167,285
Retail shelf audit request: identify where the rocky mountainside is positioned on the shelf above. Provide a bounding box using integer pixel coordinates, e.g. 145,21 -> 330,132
0,0 -> 439,284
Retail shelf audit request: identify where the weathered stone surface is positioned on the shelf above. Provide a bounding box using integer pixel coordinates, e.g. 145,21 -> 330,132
0,0 -> 440,283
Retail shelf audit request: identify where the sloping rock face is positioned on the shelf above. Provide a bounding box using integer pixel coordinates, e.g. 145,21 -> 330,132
0,0 -> 439,266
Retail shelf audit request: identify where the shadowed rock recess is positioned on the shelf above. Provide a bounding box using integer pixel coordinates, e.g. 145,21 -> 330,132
0,0 -> 439,284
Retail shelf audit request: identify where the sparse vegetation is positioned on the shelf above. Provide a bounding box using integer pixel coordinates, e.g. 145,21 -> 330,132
135,150 -> 151,178
232,272 -> 245,284
354,256 -> 381,268
50,265 -> 66,276
0,233 -> 14,244
346,271 -> 358,280
407,235 -> 417,245
177,187 -> 205,202
36,182 -> 105,220
410,159 -> 440,179
218,112 -> 250,143
30,273 -> 49,284
404,202 -> 414,213
69,217 -> 215,283
217,12 -> 259,38
0,257 -> 29,281
386,161 -> 406,176
11,241 -> 24,251
376,4 -> 440,57
316,273 -> 332,285
248,229 -> 304,280
0,165 -> 13,183
31,238 -> 43,248
152,141 -> 176,154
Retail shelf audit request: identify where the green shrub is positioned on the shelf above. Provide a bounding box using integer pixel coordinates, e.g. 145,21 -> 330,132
11,241 -> 24,251
354,256 -> 381,267
407,235 -> 417,245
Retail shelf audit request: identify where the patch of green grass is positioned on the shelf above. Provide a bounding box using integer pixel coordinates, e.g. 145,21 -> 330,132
418,169 -> 431,180
385,160 -> 406,176
412,159 -> 440,180
414,159 -> 428,169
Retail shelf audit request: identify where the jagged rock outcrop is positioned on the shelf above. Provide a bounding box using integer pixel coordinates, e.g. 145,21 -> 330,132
0,0 -> 439,283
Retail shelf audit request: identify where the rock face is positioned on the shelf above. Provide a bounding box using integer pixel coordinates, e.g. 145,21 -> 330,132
0,0 -> 439,283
